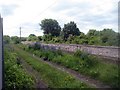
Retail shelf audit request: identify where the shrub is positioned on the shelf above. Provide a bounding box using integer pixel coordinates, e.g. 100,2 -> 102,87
74,50 -> 82,57
89,70 -> 100,78
4,49 -> 34,88
47,51 -> 55,60
55,50 -> 63,56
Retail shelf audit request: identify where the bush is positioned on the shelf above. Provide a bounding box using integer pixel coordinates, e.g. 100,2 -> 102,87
89,70 -> 100,78
55,50 -> 63,56
4,49 -> 34,88
47,51 -> 55,60
74,50 -> 82,57
18,44 -> 119,88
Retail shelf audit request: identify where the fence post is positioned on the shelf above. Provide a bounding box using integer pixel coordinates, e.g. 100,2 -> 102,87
0,14 -> 3,89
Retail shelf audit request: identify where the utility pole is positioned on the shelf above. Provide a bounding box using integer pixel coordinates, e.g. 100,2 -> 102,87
0,14 -> 3,89
20,27 -> 21,43
118,1 -> 120,32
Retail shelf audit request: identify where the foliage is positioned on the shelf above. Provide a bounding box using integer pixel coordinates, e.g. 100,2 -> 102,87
42,34 -> 53,42
4,47 -> 34,89
28,34 -> 38,41
6,17 -> 120,46
11,36 -> 20,44
38,36 -> 42,41
29,34 -> 36,37
86,29 -> 119,46
20,44 -> 119,88
87,29 -> 98,37
21,37 -> 27,41
38,27 -> 119,46
40,19 -> 61,36
43,28 -> 119,46
100,29 -> 119,46
14,45 -> 90,88
51,36 -> 63,43
3,35 -> 10,44
62,21 -> 80,40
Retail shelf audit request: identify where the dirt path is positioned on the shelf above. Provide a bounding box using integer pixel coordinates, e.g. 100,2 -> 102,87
19,58 -> 48,88
32,55 -> 111,88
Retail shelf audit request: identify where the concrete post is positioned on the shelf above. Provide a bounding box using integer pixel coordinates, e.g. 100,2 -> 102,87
0,14 -> 3,89
118,1 -> 120,60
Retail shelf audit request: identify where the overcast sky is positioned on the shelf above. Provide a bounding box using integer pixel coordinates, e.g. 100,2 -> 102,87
0,0 -> 119,37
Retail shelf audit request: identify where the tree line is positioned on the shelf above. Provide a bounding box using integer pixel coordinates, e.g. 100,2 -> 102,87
4,18 -> 120,46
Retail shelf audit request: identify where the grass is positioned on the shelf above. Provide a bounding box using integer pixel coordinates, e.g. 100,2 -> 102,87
17,44 -> 119,88
12,44 -> 91,88
53,52 -> 119,88
4,45 -> 35,89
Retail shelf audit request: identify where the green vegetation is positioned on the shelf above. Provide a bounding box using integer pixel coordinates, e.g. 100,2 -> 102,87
38,19 -> 119,46
62,21 -> 80,40
4,45 -> 35,88
4,19 -> 120,46
3,13 -> 119,89
12,44 -> 91,88
40,19 -> 61,37
3,35 -> 10,44
28,34 -> 38,41
19,44 -> 119,88
11,36 -> 20,44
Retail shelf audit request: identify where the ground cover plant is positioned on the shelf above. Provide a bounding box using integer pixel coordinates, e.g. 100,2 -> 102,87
12,44 -> 91,88
18,44 -> 119,88
4,45 -> 35,89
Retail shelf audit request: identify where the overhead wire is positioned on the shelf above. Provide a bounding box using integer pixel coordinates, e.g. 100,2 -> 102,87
22,0 -> 57,36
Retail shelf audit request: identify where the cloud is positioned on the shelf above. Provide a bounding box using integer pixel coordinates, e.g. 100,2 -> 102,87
0,0 -> 119,36
20,22 -> 43,37
0,4 -> 18,17
50,0 -> 118,33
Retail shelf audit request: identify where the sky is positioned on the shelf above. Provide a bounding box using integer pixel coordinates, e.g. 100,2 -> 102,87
0,0 -> 119,37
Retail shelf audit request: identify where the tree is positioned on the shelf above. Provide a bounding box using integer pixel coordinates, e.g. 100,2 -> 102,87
21,37 -> 27,41
29,34 -> 36,37
42,34 -> 52,42
101,35 -> 108,43
11,36 -> 20,44
28,34 -> 38,41
87,29 -> 97,37
79,32 -> 86,39
38,36 -> 42,41
62,21 -> 80,40
3,35 -> 10,44
100,29 -> 118,46
40,19 -> 61,36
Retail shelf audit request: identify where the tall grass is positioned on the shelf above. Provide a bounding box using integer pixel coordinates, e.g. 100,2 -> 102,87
13,44 -> 90,88
4,46 -> 35,89
18,44 -> 119,88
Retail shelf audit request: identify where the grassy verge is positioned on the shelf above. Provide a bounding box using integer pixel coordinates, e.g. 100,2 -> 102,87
12,44 -> 91,88
18,44 -> 119,88
4,45 -> 35,89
